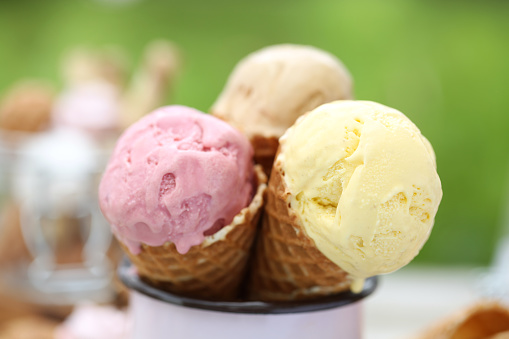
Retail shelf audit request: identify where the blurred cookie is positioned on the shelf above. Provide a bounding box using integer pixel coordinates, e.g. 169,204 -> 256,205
414,301 -> 509,339
0,81 -> 54,133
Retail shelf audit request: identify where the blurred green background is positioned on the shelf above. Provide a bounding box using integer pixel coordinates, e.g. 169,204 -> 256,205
1,0 -> 508,266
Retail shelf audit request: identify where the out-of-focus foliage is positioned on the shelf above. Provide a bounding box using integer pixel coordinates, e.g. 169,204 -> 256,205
1,0 -> 508,266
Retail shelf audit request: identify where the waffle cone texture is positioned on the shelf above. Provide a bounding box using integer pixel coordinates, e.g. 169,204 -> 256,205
248,156 -> 352,301
120,165 -> 267,300
211,111 -> 279,178
250,134 -> 279,178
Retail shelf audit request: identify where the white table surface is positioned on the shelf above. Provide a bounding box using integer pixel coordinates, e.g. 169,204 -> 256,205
363,265 -> 490,339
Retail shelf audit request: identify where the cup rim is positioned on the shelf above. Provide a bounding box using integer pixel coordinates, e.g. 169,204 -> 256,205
118,259 -> 378,314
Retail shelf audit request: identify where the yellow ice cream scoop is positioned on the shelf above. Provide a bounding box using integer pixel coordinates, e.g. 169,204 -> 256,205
279,100 -> 442,287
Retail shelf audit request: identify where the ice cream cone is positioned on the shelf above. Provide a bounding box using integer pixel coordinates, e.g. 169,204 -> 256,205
249,134 -> 279,177
211,44 -> 353,177
248,158 -> 351,301
413,301 -> 509,339
120,165 -> 267,300
248,100 -> 442,301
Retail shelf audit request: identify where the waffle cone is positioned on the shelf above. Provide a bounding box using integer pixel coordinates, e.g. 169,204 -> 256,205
250,134 -> 279,178
211,111 -> 279,178
413,301 -> 509,339
120,165 -> 267,300
248,157 -> 351,301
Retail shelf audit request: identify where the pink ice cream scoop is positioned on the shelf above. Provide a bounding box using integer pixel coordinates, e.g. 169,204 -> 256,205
98,106 -> 254,254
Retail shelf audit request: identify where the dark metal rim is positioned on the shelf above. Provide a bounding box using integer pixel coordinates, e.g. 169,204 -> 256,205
118,259 -> 378,315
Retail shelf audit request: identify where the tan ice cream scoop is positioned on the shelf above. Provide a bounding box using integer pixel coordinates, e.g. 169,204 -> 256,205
211,44 -> 353,175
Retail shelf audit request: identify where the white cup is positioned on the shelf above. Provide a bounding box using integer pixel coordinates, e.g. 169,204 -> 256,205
119,261 -> 377,339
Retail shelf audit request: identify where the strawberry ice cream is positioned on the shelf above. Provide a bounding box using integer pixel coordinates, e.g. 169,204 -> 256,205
98,106 -> 254,255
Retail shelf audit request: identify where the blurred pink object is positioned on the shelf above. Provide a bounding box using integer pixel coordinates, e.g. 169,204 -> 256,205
52,81 -> 121,136
54,304 -> 130,339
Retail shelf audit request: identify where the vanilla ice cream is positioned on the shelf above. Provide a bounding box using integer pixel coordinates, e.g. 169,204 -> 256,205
279,100 -> 442,287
